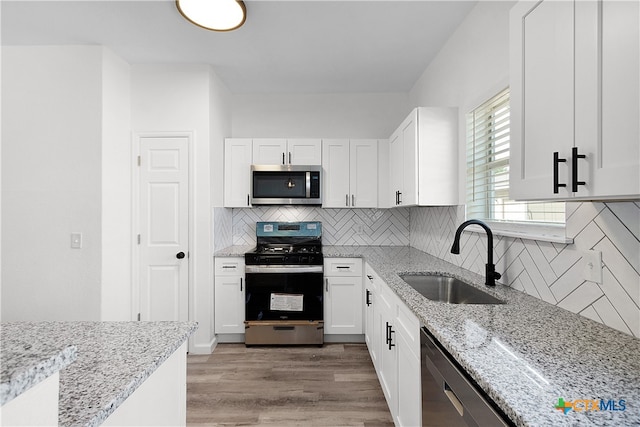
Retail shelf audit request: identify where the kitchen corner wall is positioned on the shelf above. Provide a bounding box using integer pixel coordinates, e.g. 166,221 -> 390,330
231,207 -> 410,246
410,202 -> 640,338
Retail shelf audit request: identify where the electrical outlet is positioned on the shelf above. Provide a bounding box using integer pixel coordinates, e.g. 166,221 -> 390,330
583,250 -> 602,284
71,232 -> 82,249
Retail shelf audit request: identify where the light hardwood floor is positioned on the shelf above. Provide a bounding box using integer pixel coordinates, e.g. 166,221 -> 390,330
187,343 -> 394,426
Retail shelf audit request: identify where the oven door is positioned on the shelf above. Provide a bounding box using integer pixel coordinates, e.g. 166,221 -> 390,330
245,266 -> 323,321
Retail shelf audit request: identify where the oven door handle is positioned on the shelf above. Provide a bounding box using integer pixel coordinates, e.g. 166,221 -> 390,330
245,265 -> 324,274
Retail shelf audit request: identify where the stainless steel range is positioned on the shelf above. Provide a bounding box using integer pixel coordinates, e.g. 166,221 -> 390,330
244,221 -> 324,346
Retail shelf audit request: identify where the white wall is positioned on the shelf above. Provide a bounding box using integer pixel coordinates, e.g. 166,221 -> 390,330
101,48 -> 132,321
232,93 -> 409,138
131,64 -> 227,353
2,46 -> 103,320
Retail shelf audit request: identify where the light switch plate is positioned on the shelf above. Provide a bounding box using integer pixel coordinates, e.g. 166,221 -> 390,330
71,232 -> 82,249
583,250 -> 602,284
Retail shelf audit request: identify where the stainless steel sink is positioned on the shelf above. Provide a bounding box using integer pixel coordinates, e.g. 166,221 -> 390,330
400,274 -> 505,304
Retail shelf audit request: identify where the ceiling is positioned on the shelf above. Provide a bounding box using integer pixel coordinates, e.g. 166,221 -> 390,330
1,0 -> 477,94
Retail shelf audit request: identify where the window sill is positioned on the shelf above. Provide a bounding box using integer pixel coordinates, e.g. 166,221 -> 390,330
462,221 -> 573,244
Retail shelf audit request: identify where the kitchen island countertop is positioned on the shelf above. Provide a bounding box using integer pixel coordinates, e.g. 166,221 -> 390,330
1,321 -> 197,427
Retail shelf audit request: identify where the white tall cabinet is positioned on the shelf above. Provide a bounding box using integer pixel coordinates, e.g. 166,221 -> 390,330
388,107 -> 458,207
322,139 -> 378,208
510,0 -> 639,200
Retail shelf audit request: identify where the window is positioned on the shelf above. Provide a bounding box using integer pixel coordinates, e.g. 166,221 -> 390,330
466,88 -> 565,229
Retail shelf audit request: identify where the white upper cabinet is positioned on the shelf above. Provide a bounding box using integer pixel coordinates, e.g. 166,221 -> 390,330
388,107 -> 458,207
510,0 -> 639,201
322,139 -> 378,208
252,138 -> 322,165
224,138 -> 252,208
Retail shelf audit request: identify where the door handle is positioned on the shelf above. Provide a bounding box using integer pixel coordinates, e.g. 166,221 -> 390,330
572,147 -> 586,192
553,152 -> 566,194
176,252 -> 185,259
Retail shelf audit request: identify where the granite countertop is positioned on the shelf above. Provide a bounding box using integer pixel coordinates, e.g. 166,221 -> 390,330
214,245 -> 640,426
0,321 -> 197,427
0,326 -> 78,406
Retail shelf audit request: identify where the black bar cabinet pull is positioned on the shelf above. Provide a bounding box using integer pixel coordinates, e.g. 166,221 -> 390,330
282,152 -> 285,165
553,152 -> 566,194
387,323 -> 395,350
366,289 -> 371,306
247,194 -> 250,206
398,191 -> 402,205
572,147 -> 586,192
240,278 -> 243,292
385,321 -> 390,343
288,152 -> 292,164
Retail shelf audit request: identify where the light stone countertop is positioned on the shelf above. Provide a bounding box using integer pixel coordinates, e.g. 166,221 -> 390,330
1,321 -> 197,427
215,245 -> 640,427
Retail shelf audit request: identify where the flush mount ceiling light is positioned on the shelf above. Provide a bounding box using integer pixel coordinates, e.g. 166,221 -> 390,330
176,0 -> 246,32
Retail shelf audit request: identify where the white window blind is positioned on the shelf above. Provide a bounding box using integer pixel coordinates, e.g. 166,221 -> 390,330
466,89 -> 565,224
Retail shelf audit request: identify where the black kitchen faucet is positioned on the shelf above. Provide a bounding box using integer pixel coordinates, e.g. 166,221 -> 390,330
451,219 -> 501,287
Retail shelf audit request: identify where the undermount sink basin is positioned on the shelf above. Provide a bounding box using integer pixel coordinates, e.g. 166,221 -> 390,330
400,274 -> 505,305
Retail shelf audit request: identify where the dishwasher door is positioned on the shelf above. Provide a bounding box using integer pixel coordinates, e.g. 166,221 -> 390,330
421,327 -> 510,427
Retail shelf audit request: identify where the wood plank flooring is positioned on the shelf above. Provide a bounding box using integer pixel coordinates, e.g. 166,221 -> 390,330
187,343 -> 394,426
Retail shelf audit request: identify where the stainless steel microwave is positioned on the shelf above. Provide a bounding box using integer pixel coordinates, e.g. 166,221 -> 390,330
251,165 -> 322,206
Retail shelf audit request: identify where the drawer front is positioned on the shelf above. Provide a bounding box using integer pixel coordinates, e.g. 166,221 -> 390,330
324,258 -> 363,276
214,257 -> 245,275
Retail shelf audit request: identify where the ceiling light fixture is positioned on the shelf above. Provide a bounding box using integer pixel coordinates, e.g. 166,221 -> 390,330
176,0 -> 246,32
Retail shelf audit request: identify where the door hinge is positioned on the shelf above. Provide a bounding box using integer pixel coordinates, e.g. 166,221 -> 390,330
137,313 -> 141,321
137,234 -> 141,245
137,155 -> 141,166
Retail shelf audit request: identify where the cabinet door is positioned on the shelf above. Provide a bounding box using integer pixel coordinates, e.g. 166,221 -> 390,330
350,139 -> 378,208
364,282 -> 377,366
324,276 -> 363,334
214,275 -> 245,334
322,139 -> 351,208
396,330 -> 421,427
510,0 -> 574,200
389,130 -> 403,206
288,139 -> 322,165
252,138 -> 287,165
224,139 -> 252,208
401,110 -> 418,206
377,287 -> 397,416
589,0 -> 640,198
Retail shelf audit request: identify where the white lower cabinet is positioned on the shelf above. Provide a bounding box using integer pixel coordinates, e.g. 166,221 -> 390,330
323,258 -> 363,335
214,257 -> 245,334
365,262 -> 421,426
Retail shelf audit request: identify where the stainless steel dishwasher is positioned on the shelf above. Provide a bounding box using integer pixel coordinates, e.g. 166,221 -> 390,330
421,327 -> 512,427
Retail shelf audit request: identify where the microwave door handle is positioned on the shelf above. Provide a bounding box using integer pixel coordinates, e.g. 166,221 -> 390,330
306,172 -> 311,198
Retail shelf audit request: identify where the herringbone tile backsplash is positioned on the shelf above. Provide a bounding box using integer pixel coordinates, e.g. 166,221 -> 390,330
231,207 -> 410,246
218,201 -> 639,337
410,202 -> 640,338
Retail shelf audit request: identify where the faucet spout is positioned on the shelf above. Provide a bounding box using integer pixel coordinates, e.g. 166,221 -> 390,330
450,219 -> 501,287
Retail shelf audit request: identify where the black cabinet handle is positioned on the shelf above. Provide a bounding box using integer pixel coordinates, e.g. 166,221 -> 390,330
367,275 -> 373,281
385,321 -> 390,344
240,278 -> 243,292
386,323 -> 395,350
247,194 -> 250,206
346,194 -> 349,207
553,152 -> 567,194
282,152 -> 285,165
398,191 -> 402,205
572,147 -> 586,192
288,152 -> 292,164
366,289 -> 371,306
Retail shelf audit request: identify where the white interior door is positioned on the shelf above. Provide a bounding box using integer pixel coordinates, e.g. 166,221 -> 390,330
138,135 -> 189,321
